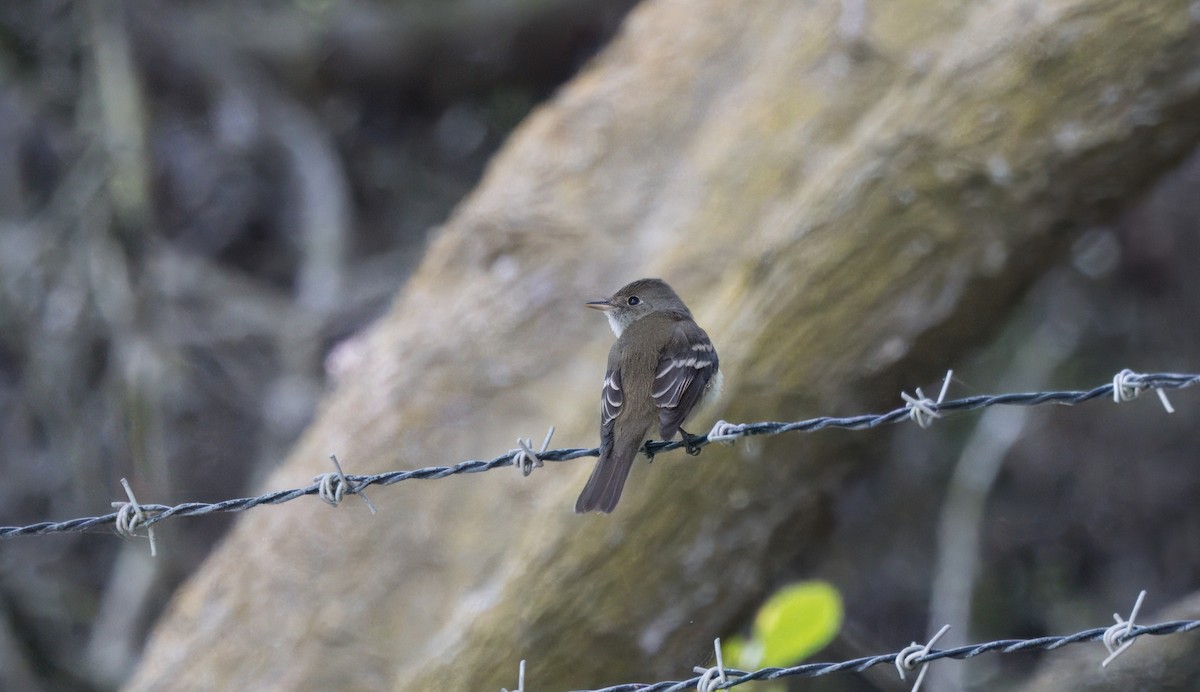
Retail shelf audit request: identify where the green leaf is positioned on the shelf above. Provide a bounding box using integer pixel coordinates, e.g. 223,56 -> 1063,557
725,580 -> 843,669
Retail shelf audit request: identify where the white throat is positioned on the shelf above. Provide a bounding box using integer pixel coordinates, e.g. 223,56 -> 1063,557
605,311 -> 626,337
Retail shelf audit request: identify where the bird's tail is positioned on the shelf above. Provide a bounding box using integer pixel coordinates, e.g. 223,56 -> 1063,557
574,444 -> 637,514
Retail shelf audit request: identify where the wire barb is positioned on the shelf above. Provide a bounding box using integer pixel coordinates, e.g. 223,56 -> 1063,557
1113,369 -> 1175,413
902,370 -> 954,429
513,427 -> 555,477
705,420 -> 743,445
501,659 -> 526,692
111,478 -> 158,557
316,454 -> 378,514
895,624 -> 950,692
692,638 -> 727,692
1102,590 -> 1147,667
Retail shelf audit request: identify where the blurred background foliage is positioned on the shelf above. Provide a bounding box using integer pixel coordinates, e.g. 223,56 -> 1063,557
2,1 -> 1200,691
0,0 -> 636,688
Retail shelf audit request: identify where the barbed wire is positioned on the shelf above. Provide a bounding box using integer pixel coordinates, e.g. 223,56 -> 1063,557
1,370 -> 1195,541
582,618 -> 1200,691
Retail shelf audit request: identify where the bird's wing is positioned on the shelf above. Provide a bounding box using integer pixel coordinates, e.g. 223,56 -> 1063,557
599,366 -> 622,450
652,321 -> 718,440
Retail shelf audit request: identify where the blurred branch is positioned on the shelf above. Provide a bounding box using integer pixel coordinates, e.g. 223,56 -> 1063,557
85,0 -> 151,233
124,0 -> 1200,688
183,0 -> 639,97
926,317 -> 1080,689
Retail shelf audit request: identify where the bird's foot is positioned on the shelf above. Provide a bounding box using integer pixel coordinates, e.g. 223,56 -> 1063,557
679,428 -> 705,456
641,440 -> 657,464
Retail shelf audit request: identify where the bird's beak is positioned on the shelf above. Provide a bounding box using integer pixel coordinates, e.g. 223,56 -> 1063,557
585,299 -> 615,311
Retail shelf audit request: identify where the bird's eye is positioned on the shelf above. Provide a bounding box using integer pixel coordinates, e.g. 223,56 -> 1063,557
627,296 -> 640,306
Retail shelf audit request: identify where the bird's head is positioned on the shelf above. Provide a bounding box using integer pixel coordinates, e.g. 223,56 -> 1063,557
586,278 -> 688,337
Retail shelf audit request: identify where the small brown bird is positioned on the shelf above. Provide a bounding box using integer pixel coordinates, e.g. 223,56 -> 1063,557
575,278 -> 722,513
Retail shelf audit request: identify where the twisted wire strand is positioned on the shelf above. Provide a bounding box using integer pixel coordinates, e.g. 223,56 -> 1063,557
586,620 -> 1200,691
2,372 -> 1196,539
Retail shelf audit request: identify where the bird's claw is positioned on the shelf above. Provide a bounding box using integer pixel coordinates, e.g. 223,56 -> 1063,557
641,440 -> 657,464
680,429 -> 705,456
